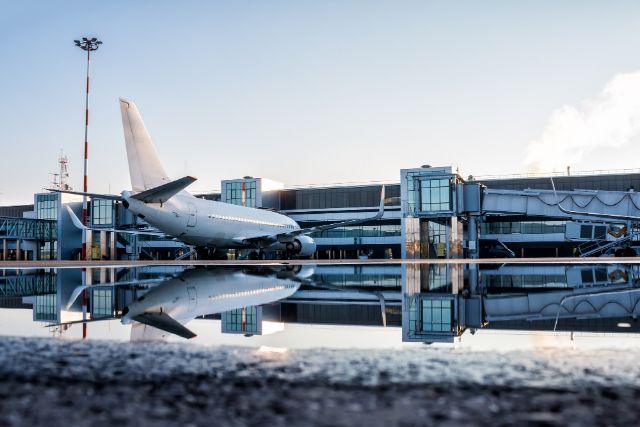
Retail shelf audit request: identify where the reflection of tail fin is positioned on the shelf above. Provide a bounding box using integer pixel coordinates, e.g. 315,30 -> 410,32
119,98 -> 170,192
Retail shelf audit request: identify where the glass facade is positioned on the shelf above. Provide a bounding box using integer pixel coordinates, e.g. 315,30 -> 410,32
419,178 -> 451,212
311,223 -> 401,239
36,194 -> 58,220
405,172 -> 419,214
485,274 -> 567,289
482,221 -> 566,235
222,306 -> 259,334
280,185 -> 397,211
428,220 -> 447,258
91,199 -> 114,226
35,294 -> 56,321
224,181 -> 256,207
421,299 -> 453,332
38,241 -> 57,260
407,296 -> 455,337
91,289 -> 113,318
426,264 -> 450,290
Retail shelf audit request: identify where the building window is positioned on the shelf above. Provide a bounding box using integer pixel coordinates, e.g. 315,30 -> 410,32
406,172 -> 419,214
311,223 -> 401,238
35,294 -> 57,321
91,199 -> 113,226
419,178 -> 451,212
222,306 -> 258,333
39,241 -> 57,260
36,194 -> 58,220
482,221 -> 566,235
224,181 -> 256,207
91,289 -> 113,318
428,220 -> 447,258
421,299 -> 453,332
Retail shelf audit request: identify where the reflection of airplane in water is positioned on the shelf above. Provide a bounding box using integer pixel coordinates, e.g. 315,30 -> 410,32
56,267 -> 302,340
7,263 -> 640,344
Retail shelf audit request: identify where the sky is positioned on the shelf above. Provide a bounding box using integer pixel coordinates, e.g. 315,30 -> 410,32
2,1 -> 640,205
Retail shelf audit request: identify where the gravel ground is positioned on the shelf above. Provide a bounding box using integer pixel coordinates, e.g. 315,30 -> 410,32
0,337 -> 639,426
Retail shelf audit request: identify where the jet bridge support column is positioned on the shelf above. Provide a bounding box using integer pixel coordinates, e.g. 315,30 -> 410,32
100,231 -> 107,260
110,232 -> 116,260
2,239 -> 6,261
85,230 -> 93,260
468,216 -> 479,259
15,240 -> 20,261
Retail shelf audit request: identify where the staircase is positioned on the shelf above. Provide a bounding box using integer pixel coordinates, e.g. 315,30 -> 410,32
577,230 -> 639,257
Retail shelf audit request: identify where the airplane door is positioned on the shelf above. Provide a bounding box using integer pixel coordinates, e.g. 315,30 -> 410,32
187,203 -> 197,227
187,286 -> 197,310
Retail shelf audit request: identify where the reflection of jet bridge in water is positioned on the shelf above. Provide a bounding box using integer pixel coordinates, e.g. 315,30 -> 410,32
402,263 -> 640,344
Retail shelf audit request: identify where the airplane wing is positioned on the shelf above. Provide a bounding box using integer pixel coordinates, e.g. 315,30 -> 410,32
64,276 -> 179,309
64,205 -> 168,236
47,188 -> 123,201
45,312 -> 196,339
550,178 -> 640,221
242,186 -> 386,246
131,312 -> 196,339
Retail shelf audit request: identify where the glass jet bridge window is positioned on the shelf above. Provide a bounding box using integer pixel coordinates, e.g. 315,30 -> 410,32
419,179 -> 451,212
91,289 -> 113,318
91,199 -> 113,226
421,299 -> 453,332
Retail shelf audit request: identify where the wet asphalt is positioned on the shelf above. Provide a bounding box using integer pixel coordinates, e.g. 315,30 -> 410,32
0,336 -> 638,426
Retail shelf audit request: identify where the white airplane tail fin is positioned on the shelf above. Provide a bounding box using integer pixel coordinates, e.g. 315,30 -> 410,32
119,98 -> 171,192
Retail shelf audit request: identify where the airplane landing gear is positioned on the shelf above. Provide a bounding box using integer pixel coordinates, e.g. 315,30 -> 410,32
195,246 -> 228,260
247,250 -> 267,260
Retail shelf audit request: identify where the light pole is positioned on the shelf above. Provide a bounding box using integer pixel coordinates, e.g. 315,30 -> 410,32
74,37 -> 102,260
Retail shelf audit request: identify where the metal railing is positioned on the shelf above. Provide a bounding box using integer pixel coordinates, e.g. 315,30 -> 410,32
0,273 -> 57,296
0,217 -> 56,240
578,230 -> 640,257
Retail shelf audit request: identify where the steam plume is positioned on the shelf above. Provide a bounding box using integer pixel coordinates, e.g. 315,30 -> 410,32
525,71 -> 640,172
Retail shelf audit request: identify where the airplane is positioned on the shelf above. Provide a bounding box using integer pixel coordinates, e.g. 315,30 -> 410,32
53,266 -> 304,340
53,98 -> 385,259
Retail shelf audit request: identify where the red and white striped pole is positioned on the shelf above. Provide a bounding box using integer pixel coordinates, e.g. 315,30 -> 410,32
74,37 -> 101,260
82,45 -> 90,259
74,37 -> 101,339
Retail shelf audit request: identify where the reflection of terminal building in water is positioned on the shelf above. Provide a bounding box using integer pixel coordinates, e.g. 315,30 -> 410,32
3,168 -> 640,261
3,264 -> 640,342
2,265 -> 402,338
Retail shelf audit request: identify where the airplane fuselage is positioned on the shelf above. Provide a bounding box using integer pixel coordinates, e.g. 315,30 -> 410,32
122,268 -> 301,325
123,191 -> 302,249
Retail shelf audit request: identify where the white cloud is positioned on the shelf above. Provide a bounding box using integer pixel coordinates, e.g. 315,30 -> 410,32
525,71 -> 640,172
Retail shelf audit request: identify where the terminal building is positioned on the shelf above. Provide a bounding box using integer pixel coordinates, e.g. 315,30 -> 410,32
2,167 -> 640,261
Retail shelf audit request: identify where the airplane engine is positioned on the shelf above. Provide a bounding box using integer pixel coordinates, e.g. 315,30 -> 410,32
285,235 -> 317,257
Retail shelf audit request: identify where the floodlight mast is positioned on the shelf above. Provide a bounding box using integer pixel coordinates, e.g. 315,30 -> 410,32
74,37 -> 101,340
74,37 -> 102,260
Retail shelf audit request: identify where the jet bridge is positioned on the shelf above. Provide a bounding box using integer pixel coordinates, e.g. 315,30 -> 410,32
481,188 -> 640,256
482,188 -> 640,220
